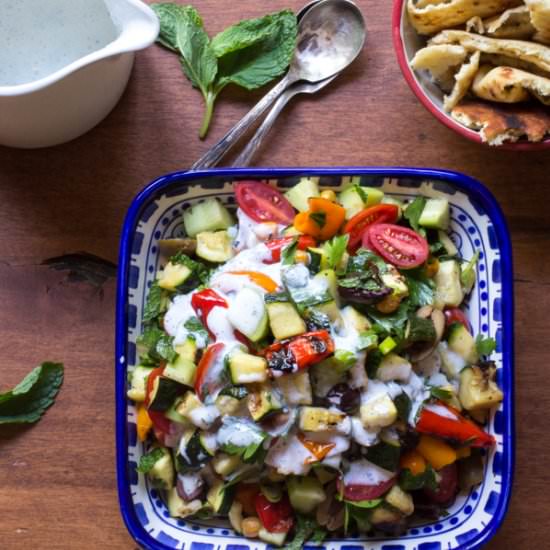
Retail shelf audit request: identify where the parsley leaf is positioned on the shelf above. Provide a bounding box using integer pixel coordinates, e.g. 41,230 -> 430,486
475,335 -> 496,357
323,234 -> 349,270
309,211 -> 326,229
136,448 -> 165,473
281,237 -> 298,266
404,272 -> 434,308
367,302 -> 410,339
404,197 -> 427,233
399,466 -> 438,491
283,515 -> 326,550
0,363 -> 64,424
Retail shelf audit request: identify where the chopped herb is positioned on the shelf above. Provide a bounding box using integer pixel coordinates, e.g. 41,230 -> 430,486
399,465 -> 438,491
281,237 -> 298,266
430,386 -> 453,402
394,392 -> 412,423
365,348 -> 383,378
142,281 -> 166,324
283,514 -> 327,550
170,251 -> 210,289
136,448 -> 165,473
475,335 -> 497,357
404,272 -> 434,308
403,197 -> 427,234
366,302 -> 410,339
357,330 -> 378,350
138,327 -> 178,363
309,211 -> 327,229
323,234 -> 349,270
184,316 -> 209,342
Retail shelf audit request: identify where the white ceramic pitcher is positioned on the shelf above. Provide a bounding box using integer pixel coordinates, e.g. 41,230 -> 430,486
0,0 -> 159,148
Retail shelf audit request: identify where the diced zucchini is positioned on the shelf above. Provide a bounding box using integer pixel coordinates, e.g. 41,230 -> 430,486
176,429 -> 212,472
127,365 -> 154,402
360,394 -> 398,429
247,385 -> 285,421
384,485 -> 414,516
164,354 -> 196,387
165,397 -> 191,424
148,376 -> 182,412
381,265 -> 409,299
310,360 -> 346,397
207,481 -> 235,515
298,406 -> 346,432
212,453 -> 242,477
379,336 -> 397,356
287,476 -> 325,514
438,341 -> 467,380
376,353 -> 412,382
266,300 -> 306,340
215,394 -> 242,415
434,260 -> 464,308
183,198 -> 234,238
370,504 -> 403,525
366,440 -> 401,472
199,431 -> 218,456
339,184 -> 383,219
341,305 -> 371,332
315,269 -> 341,306
196,230 -> 233,263
158,262 -> 191,291
258,528 -> 287,546
228,351 -> 268,384
461,251 -> 479,294
437,230 -> 458,256
227,287 -> 269,342
314,300 -> 343,328
419,198 -> 450,230
459,366 -> 503,411
448,323 -> 478,364
275,371 -> 312,406
314,466 -> 337,484
167,487 -> 202,518
284,177 -> 320,212
176,391 -> 202,418
177,339 -> 197,362
148,447 -> 175,489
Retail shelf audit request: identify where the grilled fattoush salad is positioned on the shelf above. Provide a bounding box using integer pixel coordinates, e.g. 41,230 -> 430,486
128,178 -> 503,547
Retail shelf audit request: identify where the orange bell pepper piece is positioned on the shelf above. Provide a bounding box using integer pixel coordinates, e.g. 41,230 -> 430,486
416,435 -> 457,470
298,433 -> 335,464
400,450 -> 426,475
228,271 -> 278,292
136,403 -> 153,442
294,197 -> 345,240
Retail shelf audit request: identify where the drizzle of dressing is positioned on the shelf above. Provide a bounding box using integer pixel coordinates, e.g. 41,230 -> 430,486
343,459 -> 394,486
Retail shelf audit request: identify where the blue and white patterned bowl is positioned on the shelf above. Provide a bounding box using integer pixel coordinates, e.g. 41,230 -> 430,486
116,168 -> 514,550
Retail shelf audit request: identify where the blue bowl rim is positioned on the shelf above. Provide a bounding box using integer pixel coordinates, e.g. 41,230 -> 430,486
115,166 -> 514,550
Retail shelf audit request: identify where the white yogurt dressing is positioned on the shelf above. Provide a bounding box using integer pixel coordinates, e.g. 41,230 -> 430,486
163,294 -> 207,348
344,459 -> 394,486
233,209 -> 283,251
265,433 -> 314,475
188,405 -> 220,430
0,0 -> 119,86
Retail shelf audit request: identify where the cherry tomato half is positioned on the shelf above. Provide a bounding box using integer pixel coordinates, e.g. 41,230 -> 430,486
255,493 -> 294,533
367,223 -> 429,269
444,307 -> 471,333
235,181 -> 295,225
194,342 -> 225,400
424,463 -> 458,504
336,477 -> 396,501
343,204 -> 399,252
145,367 -> 172,434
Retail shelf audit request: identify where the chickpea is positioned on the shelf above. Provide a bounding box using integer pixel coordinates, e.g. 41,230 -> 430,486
320,189 -> 337,202
294,250 -> 309,264
241,517 -> 262,538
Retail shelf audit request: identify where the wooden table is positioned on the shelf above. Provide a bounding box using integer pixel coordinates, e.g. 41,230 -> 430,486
0,0 -> 548,548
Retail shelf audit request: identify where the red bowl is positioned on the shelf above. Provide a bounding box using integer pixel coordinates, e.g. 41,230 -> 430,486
392,0 -> 550,150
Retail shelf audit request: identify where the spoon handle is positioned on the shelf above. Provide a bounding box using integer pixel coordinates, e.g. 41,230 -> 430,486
191,75 -> 294,170
232,89 -> 296,167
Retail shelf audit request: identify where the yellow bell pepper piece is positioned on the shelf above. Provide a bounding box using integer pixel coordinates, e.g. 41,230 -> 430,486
417,435 -> 457,470
136,403 -> 153,442
399,450 -> 426,475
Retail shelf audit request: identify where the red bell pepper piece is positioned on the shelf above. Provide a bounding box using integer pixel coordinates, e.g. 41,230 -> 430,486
265,330 -> 335,372
194,342 -> 225,400
255,493 -> 294,533
416,401 -> 495,448
264,235 -> 316,263
145,366 -> 172,434
191,289 -> 228,339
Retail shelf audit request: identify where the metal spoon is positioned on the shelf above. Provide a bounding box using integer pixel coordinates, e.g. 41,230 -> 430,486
191,0 -> 365,170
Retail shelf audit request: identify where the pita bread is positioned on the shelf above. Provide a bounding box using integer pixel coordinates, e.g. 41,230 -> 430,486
466,17 -> 485,34
407,0 -> 522,35
411,44 -> 468,86
451,100 -> 550,144
444,52 -> 481,111
484,6 -> 535,39
473,64 -> 550,104
525,0 -> 550,44
430,30 -> 550,73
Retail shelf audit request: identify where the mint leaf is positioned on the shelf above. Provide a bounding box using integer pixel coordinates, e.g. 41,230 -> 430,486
170,252 -> 210,287
136,448 -> 165,473
399,466 -> 438,491
0,363 -> 64,424
323,234 -> 349,270
138,328 -> 178,363
475,335 -> 496,357
283,515 -> 326,550
404,197 -> 427,234
152,3 -> 202,51
142,281 -> 166,324
281,237 -> 298,266
184,316 -> 209,342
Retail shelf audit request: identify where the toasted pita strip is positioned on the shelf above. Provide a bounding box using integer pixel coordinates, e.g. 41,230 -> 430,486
430,30 -> 550,73
484,6 -> 535,39
451,100 -> 550,144
444,52 -> 480,111
473,65 -> 550,104
407,0 -> 522,35
525,0 -> 550,44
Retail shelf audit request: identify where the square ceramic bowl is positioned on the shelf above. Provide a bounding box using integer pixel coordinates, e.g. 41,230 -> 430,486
116,167 -> 514,550
392,0 -> 550,151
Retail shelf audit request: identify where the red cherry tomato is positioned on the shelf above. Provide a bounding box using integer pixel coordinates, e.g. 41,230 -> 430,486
444,308 -> 471,333
235,181 -> 295,225
343,204 -> 399,252
194,342 -> 225,400
424,463 -> 458,504
145,367 -> 172,434
255,493 -> 294,533
264,235 -> 317,263
236,483 -> 261,516
367,223 -> 429,269
336,477 -> 396,501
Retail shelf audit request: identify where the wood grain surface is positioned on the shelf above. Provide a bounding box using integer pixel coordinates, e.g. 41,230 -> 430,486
0,0 -> 548,548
